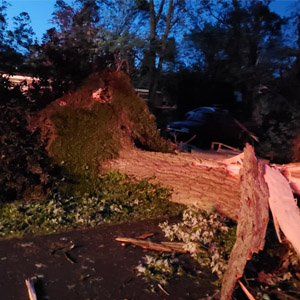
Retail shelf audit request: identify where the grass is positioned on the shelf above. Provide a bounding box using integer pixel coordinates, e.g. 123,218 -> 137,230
0,171 -> 184,239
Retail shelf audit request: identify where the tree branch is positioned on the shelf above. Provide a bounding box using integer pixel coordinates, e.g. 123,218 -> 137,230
156,0 -> 166,24
157,0 -> 174,72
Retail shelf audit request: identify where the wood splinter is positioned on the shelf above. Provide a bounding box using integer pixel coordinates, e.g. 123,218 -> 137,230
237,280 -> 256,300
158,283 -> 170,296
25,278 -> 37,300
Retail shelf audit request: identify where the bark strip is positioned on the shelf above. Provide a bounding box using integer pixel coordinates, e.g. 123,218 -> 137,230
221,144 -> 269,300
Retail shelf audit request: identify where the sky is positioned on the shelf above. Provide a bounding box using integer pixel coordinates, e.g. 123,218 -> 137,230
6,0 -> 69,41
5,0 -> 298,42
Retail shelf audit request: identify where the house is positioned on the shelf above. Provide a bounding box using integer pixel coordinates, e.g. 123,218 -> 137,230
0,72 -> 39,92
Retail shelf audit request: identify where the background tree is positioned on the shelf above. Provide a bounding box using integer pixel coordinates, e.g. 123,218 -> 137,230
3,0 -> 300,163
0,1 -> 35,73
161,0 -> 285,120
130,0 -> 190,102
147,0 -> 174,102
33,0 -> 113,92
95,0 -> 146,76
10,12 -> 35,54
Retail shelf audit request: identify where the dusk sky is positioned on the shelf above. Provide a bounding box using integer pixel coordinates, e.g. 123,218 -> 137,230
5,0 -> 298,42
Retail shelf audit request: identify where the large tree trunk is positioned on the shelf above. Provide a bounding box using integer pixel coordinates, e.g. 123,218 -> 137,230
102,148 -> 241,220
103,145 -> 300,300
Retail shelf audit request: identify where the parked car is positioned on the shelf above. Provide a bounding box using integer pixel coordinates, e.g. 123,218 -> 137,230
166,107 -> 258,149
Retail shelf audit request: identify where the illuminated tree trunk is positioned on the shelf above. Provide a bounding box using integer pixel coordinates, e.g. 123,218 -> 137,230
102,147 -> 241,220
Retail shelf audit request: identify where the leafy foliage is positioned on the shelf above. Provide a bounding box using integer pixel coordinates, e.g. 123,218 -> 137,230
159,207 -> 236,280
0,171 -> 183,238
32,0 -> 113,91
252,85 -> 300,162
0,1 -> 36,73
0,77 -> 62,203
136,254 -> 184,285
50,103 -> 119,176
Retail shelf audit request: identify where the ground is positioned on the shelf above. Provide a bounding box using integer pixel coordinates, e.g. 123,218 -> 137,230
0,217 -> 218,300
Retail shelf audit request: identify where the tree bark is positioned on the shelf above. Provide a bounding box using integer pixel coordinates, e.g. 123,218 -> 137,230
221,144 -> 269,300
103,144 -> 300,300
296,15 -> 300,78
148,0 -> 174,103
102,148 -> 241,220
102,145 -> 300,225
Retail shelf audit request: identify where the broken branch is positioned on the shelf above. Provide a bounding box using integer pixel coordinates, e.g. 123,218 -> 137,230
25,278 -> 37,300
115,237 -> 201,254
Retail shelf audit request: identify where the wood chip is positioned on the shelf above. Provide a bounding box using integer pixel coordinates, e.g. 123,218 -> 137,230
64,251 -> 76,264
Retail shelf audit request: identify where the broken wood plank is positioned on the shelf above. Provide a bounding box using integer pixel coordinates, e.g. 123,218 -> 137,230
264,164 -> 300,256
211,142 -> 241,152
160,241 -> 206,253
221,144 -> 270,300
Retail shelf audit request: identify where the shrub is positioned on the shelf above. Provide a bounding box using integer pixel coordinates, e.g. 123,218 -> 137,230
0,76 -> 62,203
0,171 -> 184,238
159,207 -> 236,279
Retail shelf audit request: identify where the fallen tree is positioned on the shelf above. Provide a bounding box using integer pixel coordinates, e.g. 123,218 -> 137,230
102,148 -> 241,220
32,70 -> 300,299
105,144 -> 300,300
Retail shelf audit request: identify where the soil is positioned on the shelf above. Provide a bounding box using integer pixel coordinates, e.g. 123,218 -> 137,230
0,217 -> 218,300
